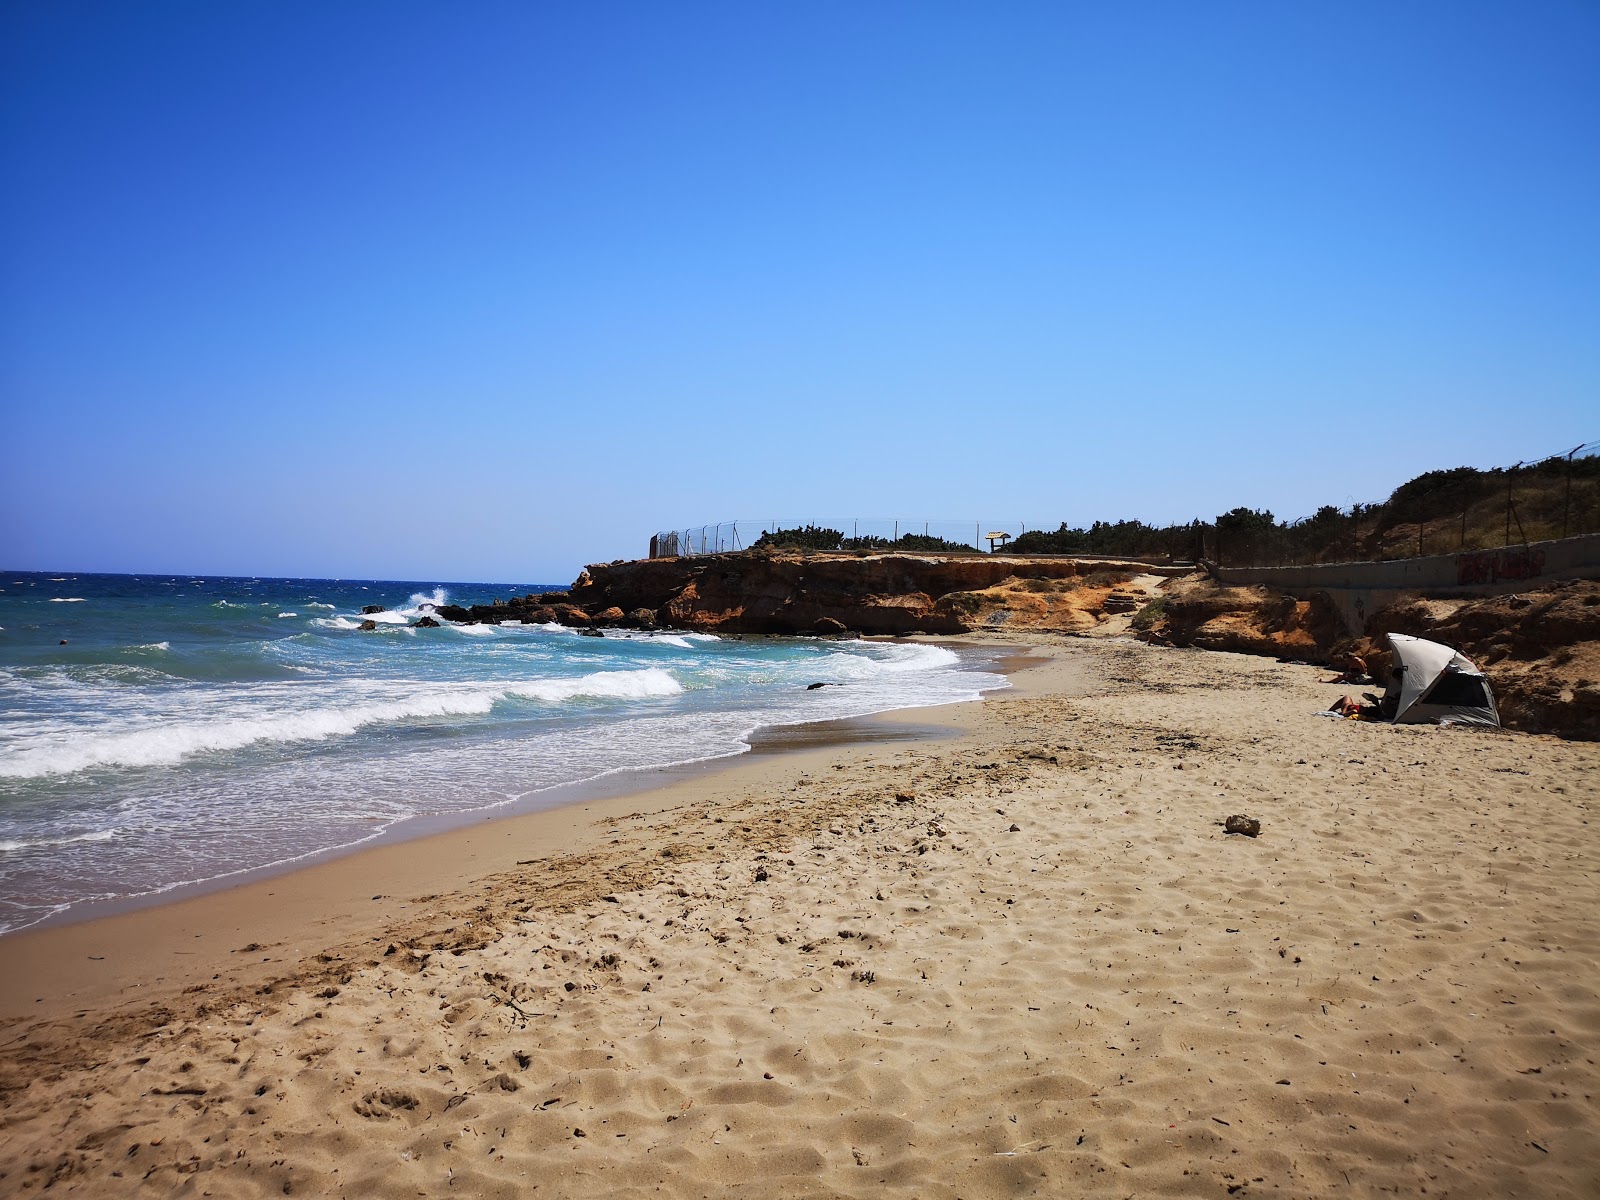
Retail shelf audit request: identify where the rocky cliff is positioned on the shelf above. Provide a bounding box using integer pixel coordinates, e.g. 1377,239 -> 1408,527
429,549 -> 1598,740
437,551 -> 1169,637
1136,575 -> 1600,741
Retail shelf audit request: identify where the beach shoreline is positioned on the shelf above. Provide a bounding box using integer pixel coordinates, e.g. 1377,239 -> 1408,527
0,638 -> 1041,1020
2,634 -> 1596,1198
3,630 -> 1011,947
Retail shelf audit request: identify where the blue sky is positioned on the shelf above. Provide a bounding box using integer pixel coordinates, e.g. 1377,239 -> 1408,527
3,1 -> 1596,582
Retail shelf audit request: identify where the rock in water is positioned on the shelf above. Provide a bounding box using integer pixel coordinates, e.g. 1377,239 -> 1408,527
359,619 -> 379,632
360,604 -> 387,615
1224,814 -> 1262,837
414,616 -> 440,628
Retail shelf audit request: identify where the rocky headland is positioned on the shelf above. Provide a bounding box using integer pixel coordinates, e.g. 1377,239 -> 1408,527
1132,574 -> 1600,741
431,551 -> 1183,637
408,550 -> 1599,741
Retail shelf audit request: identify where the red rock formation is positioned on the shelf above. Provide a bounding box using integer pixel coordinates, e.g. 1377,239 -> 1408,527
568,552 -> 1144,635
1137,575 -> 1600,741
1139,578 -> 1346,660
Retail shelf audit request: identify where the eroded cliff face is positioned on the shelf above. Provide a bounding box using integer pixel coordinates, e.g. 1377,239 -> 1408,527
568,552 -> 1157,635
1355,582 -> 1600,742
1135,575 -> 1600,741
438,552 -> 1161,636
1135,578 -> 1346,660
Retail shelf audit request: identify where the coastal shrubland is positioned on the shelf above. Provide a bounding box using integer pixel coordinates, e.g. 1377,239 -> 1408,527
1008,455 -> 1600,566
751,526 -> 980,555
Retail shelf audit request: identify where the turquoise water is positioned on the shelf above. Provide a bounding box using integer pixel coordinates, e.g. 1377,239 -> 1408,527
0,571 -> 1004,933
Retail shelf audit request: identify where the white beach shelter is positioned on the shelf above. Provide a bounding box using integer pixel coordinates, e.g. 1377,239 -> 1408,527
1382,633 -> 1500,728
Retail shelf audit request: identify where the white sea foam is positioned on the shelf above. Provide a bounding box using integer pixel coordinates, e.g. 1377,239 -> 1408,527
0,829 -> 117,852
842,643 -> 960,673
50,597 -> 86,603
278,612 -> 297,618
0,693 -> 498,778
314,616 -> 362,630
507,668 -> 683,704
130,642 -> 171,652
360,610 -> 410,625
408,587 -> 450,611
305,602 -> 335,609
0,669 -> 683,778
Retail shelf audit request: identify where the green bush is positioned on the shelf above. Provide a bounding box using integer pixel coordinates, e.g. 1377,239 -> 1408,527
1082,570 -> 1133,588
1130,597 -> 1168,631
752,525 -> 845,551
839,532 -> 979,553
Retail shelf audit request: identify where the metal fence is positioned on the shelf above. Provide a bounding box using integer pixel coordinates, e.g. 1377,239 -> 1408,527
1223,437 -> 1600,567
650,519 -> 1054,559
650,439 -> 1600,566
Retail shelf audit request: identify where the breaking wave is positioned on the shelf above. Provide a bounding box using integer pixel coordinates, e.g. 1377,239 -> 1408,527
0,669 -> 683,779
0,829 -> 117,853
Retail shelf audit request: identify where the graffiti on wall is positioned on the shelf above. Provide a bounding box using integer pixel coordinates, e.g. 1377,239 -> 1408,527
1456,547 -> 1546,586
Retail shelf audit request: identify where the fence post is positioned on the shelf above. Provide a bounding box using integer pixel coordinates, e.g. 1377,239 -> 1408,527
1505,466 -> 1518,547
1564,444 -> 1582,538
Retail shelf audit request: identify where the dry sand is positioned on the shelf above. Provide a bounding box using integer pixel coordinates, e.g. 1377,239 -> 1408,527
1,637 -> 1597,1198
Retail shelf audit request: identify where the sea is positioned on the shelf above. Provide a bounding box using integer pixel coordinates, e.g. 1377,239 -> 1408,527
0,571 -> 1006,935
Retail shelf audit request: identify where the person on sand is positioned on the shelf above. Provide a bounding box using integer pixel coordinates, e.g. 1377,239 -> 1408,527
1325,654 -> 1369,685
1329,694 -> 1380,720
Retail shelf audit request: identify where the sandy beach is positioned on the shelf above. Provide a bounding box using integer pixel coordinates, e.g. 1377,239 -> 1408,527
2,636 -> 1597,1198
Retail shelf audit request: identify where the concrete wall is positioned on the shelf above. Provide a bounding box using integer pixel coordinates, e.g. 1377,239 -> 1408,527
1213,533 -> 1600,634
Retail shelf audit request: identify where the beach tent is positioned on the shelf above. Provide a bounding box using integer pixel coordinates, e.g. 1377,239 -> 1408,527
1381,633 -> 1500,728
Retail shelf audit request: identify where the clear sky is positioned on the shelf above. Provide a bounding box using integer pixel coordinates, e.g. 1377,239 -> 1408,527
3,1 -> 1596,583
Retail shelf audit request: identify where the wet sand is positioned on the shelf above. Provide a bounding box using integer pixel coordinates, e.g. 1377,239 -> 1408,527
2,637 -> 1597,1198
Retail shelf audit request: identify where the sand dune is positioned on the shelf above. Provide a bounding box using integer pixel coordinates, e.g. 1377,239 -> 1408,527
2,638 -> 1597,1197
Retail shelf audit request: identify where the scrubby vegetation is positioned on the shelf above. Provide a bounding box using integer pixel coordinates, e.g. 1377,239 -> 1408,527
738,452 -> 1598,567
751,524 -> 847,552
753,526 -> 980,554
1007,453 -> 1600,567
846,532 -> 980,554
1130,597 -> 1169,631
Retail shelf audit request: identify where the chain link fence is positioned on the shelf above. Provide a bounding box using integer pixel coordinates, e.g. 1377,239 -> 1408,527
650,439 -> 1600,567
650,519 -> 1054,559
1215,437 -> 1600,567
